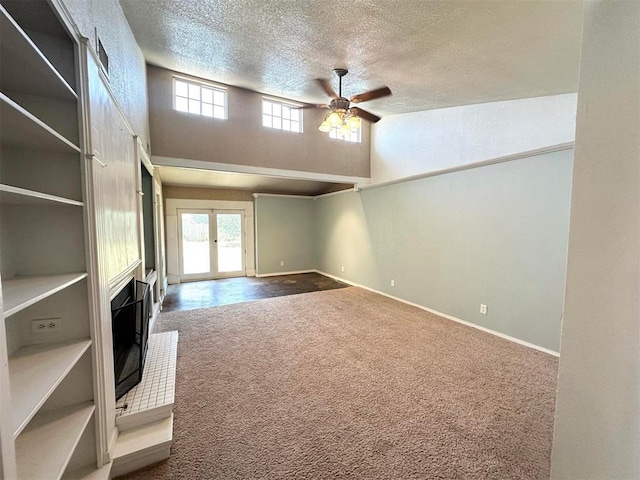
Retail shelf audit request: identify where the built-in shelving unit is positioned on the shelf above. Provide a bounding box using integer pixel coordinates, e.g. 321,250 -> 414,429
0,1 -> 99,478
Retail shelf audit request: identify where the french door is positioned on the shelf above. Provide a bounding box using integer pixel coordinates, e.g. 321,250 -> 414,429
178,209 -> 245,280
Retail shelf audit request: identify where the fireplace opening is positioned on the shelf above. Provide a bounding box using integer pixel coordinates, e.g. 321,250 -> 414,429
111,279 -> 151,400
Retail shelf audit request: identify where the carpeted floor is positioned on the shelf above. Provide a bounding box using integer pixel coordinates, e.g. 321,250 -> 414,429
120,287 -> 558,479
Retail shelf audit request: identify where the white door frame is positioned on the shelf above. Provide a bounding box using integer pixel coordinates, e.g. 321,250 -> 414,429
166,199 -> 255,284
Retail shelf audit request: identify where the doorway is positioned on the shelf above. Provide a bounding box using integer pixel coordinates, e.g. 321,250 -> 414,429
178,209 -> 245,281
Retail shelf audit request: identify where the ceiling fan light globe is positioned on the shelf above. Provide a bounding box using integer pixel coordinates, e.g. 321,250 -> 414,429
318,121 -> 332,133
328,111 -> 342,126
338,124 -> 350,136
348,116 -> 361,129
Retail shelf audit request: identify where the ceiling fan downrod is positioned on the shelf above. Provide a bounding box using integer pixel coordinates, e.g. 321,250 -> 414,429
334,68 -> 348,98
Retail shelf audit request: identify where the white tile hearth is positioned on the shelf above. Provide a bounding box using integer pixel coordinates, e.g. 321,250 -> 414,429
116,331 -> 178,431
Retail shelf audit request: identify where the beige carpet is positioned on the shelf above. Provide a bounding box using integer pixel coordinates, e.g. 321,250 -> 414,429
119,287 -> 558,479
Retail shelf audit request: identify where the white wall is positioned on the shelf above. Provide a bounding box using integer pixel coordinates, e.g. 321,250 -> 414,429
371,93 -> 577,183
551,2 -> 640,478
254,195 -> 316,276
316,149 -> 573,352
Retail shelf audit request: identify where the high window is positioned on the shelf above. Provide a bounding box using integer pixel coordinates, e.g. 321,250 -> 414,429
262,99 -> 303,133
329,125 -> 361,143
174,77 -> 227,119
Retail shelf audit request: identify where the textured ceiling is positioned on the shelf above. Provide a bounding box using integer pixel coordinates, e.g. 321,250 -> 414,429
119,0 -> 583,116
157,166 -> 354,196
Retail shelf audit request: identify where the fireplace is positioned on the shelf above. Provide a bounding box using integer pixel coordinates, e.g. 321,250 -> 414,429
111,279 -> 151,400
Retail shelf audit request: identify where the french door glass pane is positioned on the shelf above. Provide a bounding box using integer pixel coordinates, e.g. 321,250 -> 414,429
217,213 -> 242,273
181,213 -> 210,274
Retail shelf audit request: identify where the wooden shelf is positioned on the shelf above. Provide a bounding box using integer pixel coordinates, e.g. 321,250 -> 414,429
2,273 -> 88,318
0,93 -> 80,153
0,184 -> 83,207
9,339 -> 92,437
0,6 -> 77,101
16,402 -> 94,480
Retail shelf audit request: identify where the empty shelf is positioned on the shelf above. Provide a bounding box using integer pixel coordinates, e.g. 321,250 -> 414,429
16,402 -> 94,480
9,339 -> 92,437
0,92 -> 80,153
0,6 -> 77,101
2,273 -> 88,318
0,184 -> 83,207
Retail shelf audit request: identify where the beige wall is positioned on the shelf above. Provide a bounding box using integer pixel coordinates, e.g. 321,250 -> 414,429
163,186 -> 254,202
147,66 -> 370,178
551,1 -> 640,478
62,0 -> 150,152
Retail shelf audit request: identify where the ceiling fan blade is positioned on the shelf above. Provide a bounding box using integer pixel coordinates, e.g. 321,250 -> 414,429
315,78 -> 338,99
302,103 -> 330,109
350,86 -> 392,104
351,107 -> 381,123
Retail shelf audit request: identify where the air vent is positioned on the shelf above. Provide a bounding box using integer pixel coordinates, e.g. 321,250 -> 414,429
97,36 -> 109,77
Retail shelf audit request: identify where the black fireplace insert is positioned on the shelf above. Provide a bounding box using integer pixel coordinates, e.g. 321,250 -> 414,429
111,279 -> 151,400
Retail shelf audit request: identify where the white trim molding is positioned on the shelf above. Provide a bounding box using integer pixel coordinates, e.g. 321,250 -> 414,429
316,270 -> 560,357
152,155 -> 370,186
361,142 -> 575,192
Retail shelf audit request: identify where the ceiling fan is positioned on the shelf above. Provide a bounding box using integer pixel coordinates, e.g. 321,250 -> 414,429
313,68 -> 392,134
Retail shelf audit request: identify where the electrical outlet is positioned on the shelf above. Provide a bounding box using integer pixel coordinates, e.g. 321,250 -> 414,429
480,304 -> 488,315
31,318 -> 62,334
341,266 -> 345,273
280,261 -> 284,266
391,280 -> 395,287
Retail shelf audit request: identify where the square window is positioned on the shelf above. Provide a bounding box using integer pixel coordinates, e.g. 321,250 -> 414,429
202,103 -> 213,117
175,81 -> 188,97
213,105 -> 225,119
213,90 -> 225,106
202,88 -> 213,104
173,77 -> 227,120
329,125 -> 361,143
175,96 -> 188,112
188,84 -> 200,100
261,99 -> 302,133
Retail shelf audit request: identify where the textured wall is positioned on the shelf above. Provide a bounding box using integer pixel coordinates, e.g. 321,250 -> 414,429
551,2 -> 640,478
147,66 -> 370,178
371,94 -> 577,184
315,150 -> 573,352
62,0 -> 150,151
255,196 -> 316,275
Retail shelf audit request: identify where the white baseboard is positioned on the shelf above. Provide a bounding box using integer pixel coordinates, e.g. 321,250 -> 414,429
255,269 -> 315,278
316,270 -> 560,357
